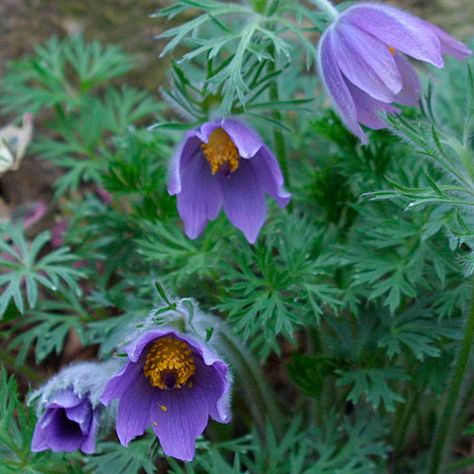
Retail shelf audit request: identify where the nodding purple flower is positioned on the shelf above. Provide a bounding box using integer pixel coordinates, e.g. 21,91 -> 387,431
100,329 -> 231,462
31,387 -> 100,454
29,361 -> 117,455
318,2 -> 472,143
168,119 -> 291,244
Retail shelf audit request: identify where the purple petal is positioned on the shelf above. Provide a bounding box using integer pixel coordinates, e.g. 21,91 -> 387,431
65,399 -> 92,434
221,159 -> 267,244
345,4 -> 444,67
176,148 -> 223,239
423,22 -> 472,59
125,329 -> 226,366
193,357 -> 231,423
394,54 -> 421,106
221,119 -> 264,158
100,359 -> 144,404
332,21 -> 402,101
250,146 -> 291,208
46,387 -> 81,409
80,410 -> 99,454
318,28 -> 367,143
198,121 -> 221,141
168,133 -> 202,196
125,329 -> 185,363
116,371 -> 154,446
36,408 -> 84,452
31,412 -> 51,452
150,384 -> 209,461
346,80 -> 400,130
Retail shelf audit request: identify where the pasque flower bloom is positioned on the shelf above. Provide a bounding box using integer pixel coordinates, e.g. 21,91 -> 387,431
31,387 -> 100,454
30,362 -> 115,454
318,2 -> 472,143
168,119 -> 291,243
100,329 -> 231,461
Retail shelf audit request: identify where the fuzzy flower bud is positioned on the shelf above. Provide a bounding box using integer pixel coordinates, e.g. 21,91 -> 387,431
29,361 -> 118,454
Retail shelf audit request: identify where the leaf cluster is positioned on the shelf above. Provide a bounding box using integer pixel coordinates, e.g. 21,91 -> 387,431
0,224 -> 83,318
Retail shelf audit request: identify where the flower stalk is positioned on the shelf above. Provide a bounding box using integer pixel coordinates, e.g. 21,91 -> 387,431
268,46 -> 291,195
218,328 -> 282,434
310,0 -> 339,20
428,281 -> 474,473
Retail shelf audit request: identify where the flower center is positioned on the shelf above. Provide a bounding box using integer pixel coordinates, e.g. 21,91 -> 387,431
143,336 -> 196,390
388,46 -> 396,56
201,128 -> 240,175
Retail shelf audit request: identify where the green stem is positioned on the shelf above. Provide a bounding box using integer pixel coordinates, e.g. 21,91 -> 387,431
394,389 -> 419,453
310,0 -> 339,20
0,349 -> 42,384
446,456 -> 474,473
268,52 -> 291,195
428,283 -> 474,474
219,329 -> 283,435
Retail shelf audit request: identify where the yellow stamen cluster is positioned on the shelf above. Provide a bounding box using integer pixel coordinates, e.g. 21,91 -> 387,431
388,46 -> 396,56
143,336 -> 196,390
201,128 -> 240,175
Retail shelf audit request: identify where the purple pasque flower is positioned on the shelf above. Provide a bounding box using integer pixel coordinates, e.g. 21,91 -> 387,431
168,118 -> 291,244
100,328 -> 231,461
31,387 -> 99,454
318,2 -> 472,143
29,361 -> 117,455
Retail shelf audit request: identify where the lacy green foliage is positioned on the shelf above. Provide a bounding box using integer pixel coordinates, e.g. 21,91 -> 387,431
0,36 -> 161,197
336,367 -> 408,412
0,225 -> 83,318
216,214 -> 341,357
0,366 -> 82,473
344,203 -> 460,313
103,132 -> 171,202
366,62 -> 474,279
34,89 -> 160,195
137,218 -> 233,289
0,36 -> 133,114
169,414 -> 388,473
377,304 -> 461,361
7,289 -> 89,364
86,439 -> 156,474
158,0 -> 285,113
155,0 -> 319,122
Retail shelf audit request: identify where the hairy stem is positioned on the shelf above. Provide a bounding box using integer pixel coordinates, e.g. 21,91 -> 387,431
268,52 -> 291,195
310,0 -> 339,20
428,283 -> 474,473
219,329 -> 282,435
